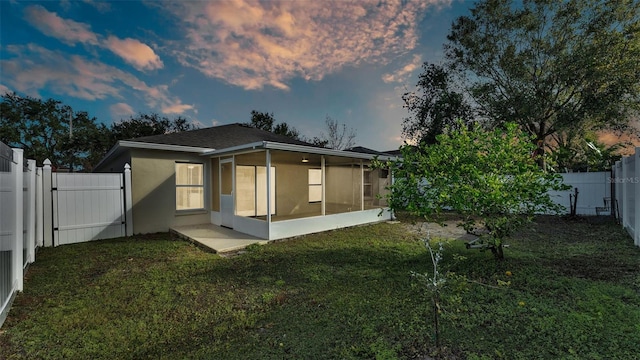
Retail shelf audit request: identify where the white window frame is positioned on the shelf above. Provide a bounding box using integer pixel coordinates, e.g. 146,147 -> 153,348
175,162 -> 204,211
309,168 -> 322,203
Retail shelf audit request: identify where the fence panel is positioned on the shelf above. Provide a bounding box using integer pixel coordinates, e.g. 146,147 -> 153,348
0,142 -> 15,327
52,172 -> 126,246
547,172 -> 611,215
614,147 -> 640,247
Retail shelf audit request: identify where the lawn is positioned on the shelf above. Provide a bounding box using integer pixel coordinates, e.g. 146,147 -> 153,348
1,216 -> 639,359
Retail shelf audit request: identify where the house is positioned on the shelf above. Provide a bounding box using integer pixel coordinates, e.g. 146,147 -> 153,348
95,123 -> 396,240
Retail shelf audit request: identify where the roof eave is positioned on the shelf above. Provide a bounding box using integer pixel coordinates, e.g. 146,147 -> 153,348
118,140 -> 214,153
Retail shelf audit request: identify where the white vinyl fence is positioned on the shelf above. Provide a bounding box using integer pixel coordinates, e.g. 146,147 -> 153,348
47,161 -> 132,246
0,145 -> 30,328
0,141 -> 133,328
613,147 -> 640,247
547,172 -> 612,215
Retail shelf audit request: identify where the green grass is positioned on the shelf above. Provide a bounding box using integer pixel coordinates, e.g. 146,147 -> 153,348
1,216 -> 639,359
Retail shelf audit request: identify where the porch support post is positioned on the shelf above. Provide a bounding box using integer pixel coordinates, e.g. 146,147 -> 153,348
266,150 -> 272,238
360,160 -> 364,211
321,155 -> 326,216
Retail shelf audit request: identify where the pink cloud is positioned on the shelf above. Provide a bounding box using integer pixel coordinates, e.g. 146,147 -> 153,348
23,5 -> 163,73
163,0 -> 450,90
24,5 -> 99,45
162,103 -> 194,115
382,54 -> 423,84
0,84 -> 11,96
104,36 -> 163,71
110,102 -> 135,118
1,44 -> 193,115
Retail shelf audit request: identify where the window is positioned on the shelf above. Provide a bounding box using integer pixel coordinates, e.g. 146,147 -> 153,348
176,163 -> 204,210
308,168 -> 322,202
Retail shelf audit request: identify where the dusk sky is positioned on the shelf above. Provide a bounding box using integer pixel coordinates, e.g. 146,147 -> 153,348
1,0 -> 472,151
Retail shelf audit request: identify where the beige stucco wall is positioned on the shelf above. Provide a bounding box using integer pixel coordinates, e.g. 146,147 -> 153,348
94,151 -> 131,174
130,149 -> 209,234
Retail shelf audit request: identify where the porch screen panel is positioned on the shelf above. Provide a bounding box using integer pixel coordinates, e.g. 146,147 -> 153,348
325,158 -> 362,214
176,163 -> 204,210
364,167 -> 390,209
236,165 -> 275,217
236,166 -> 256,216
256,166 -> 276,216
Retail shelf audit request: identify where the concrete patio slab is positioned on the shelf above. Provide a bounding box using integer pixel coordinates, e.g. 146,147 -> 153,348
170,224 -> 268,254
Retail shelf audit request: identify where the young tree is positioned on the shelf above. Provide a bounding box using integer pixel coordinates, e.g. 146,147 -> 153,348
446,0 -> 640,158
320,116 -> 357,150
0,93 -> 110,171
402,63 -> 474,145
378,122 -> 567,259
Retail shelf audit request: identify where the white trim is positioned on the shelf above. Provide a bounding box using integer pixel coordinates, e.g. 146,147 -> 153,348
202,141 -> 398,161
120,141 -> 213,153
269,208 -> 392,240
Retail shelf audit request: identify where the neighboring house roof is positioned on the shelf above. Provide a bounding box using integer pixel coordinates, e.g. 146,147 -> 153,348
347,146 -> 396,156
382,149 -> 403,157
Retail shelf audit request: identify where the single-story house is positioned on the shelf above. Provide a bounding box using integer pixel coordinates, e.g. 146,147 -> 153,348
95,123 -> 396,240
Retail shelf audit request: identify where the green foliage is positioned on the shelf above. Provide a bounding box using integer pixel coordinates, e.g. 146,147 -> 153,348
0,93 -> 111,171
110,113 -> 197,143
0,218 -> 639,359
0,93 -> 202,171
402,63 -> 474,145
551,130 -> 625,172
446,0 -> 640,155
380,122 -> 568,259
246,110 -> 301,139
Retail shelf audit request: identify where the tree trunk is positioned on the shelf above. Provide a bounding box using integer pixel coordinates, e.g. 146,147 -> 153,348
491,244 -> 505,260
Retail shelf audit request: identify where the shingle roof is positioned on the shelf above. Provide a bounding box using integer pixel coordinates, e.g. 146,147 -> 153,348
129,123 -> 314,150
347,146 -> 398,156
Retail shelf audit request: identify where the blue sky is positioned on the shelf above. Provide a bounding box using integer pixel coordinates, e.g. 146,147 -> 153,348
1,0 -> 471,151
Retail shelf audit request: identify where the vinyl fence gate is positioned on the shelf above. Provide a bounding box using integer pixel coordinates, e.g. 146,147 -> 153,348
47,163 -> 131,246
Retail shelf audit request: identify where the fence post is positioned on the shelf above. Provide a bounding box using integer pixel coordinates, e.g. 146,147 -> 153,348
635,148 -> 640,247
614,161 -> 622,223
621,157 -> 629,228
36,166 -> 43,248
124,163 -> 133,237
42,159 -> 53,247
27,159 -> 36,264
12,149 -> 24,291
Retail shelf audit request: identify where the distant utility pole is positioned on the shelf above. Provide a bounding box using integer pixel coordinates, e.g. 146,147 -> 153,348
69,110 -> 73,172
